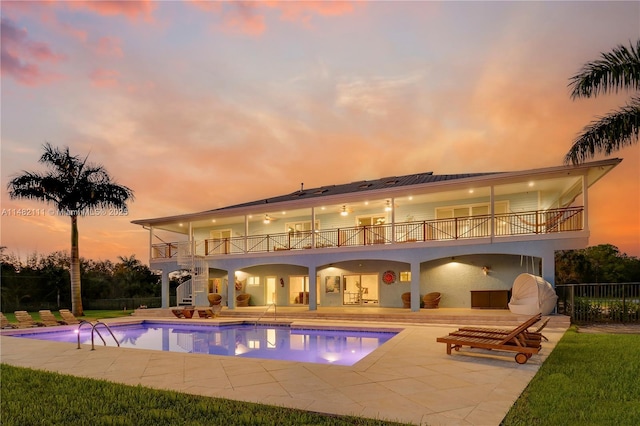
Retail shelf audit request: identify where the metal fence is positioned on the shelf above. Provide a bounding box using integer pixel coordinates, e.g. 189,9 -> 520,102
556,283 -> 640,324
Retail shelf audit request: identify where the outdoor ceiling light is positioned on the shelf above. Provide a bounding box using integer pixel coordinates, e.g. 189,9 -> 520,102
385,200 -> 392,212
340,206 -> 349,216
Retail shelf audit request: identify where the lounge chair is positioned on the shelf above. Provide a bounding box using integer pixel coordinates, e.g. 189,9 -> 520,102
171,307 -> 195,319
457,316 -> 549,341
14,311 -> 46,328
197,308 -> 216,319
39,310 -> 66,326
436,314 -> 543,364
1,312 -> 18,329
59,309 -> 81,324
422,292 -> 441,309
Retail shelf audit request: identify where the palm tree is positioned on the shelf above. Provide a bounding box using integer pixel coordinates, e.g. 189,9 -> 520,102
7,143 -> 133,316
565,39 -> 640,164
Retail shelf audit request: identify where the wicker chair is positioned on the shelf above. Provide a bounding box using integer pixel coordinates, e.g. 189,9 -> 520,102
401,292 -> 412,308
236,293 -> 250,307
423,292 -> 441,309
207,293 -> 222,307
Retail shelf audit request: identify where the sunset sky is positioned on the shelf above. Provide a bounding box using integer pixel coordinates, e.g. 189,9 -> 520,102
1,1 -> 639,264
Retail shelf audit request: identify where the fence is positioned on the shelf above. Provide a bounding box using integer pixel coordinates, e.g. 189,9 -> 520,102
84,297 -> 176,310
556,283 -> 640,324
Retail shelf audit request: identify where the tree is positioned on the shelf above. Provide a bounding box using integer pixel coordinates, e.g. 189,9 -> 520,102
565,39 -> 640,164
7,143 -> 133,316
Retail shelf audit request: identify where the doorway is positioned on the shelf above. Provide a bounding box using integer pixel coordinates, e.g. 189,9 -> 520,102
265,277 -> 276,304
342,274 -> 379,306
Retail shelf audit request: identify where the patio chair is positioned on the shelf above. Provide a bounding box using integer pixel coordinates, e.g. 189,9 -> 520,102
59,309 -> 81,325
171,307 -> 195,319
236,293 -> 250,307
207,293 -> 222,307
14,311 -> 46,328
197,308 -> 216,319
422,292 -> 441,309
436,314 -> 543,364
1,312 -> 18,329
39,310 -> 66,326
401,292 -> 411,308
457,316 -> 549,341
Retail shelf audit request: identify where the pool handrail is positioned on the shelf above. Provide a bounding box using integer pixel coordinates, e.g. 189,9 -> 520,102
255,303 -> 276,327
76,320 -> 120,350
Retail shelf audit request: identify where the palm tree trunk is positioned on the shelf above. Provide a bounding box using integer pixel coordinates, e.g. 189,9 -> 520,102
70,215 -> 83,316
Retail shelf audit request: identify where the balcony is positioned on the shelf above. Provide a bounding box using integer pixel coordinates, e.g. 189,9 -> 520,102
150,206 -> 583,259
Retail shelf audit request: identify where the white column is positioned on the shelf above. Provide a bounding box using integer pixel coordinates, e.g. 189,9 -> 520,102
227,271 -> 236,309
309,265 -> 317,310
161,269 -> 170,308
582,174 -> 589,231
411,261 -> 421,312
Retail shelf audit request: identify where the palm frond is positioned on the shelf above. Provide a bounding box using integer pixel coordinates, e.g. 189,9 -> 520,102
564,97 -> 640,164
569,39 -> 640,99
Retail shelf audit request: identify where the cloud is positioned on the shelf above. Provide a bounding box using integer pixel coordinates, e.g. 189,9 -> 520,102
65,1 -> 156,21
0,16 -> 65,86
93,36 -> 123,57
89,68 -> 120,88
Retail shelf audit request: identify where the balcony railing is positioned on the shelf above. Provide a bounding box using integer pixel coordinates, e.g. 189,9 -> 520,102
151,206 -> 583,259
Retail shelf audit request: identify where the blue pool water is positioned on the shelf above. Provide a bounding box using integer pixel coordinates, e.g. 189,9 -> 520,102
11,322 -> 398,366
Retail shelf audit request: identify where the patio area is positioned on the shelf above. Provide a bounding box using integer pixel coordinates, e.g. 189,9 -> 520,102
0,310 -> 570,425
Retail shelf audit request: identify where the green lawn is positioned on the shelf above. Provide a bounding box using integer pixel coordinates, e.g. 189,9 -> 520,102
502,327 -> 640,425
3,309 -> 135,324
0,364 -> 407,425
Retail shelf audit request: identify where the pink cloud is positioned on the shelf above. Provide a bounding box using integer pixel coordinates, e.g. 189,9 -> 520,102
93,36 -> 123,57
90,68 -> 120,88
0,16 -> 64,86
222,3 -> 266,36
66,1 -> 156,21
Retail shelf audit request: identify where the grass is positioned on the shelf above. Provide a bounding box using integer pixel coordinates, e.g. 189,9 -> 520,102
502,326 -> 640,425
0,364 -> 407,426
3,309 -> 135,324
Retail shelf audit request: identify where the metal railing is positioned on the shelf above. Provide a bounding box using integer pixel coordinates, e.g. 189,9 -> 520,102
151,207 -> 584,259
556,283 -> 640,324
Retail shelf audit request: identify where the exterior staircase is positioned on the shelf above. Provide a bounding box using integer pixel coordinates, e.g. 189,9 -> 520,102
175,241 -> 208,306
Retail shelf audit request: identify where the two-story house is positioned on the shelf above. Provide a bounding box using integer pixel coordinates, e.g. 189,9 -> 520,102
132,158 -> 620,312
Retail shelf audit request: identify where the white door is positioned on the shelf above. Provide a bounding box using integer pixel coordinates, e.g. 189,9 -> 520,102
266,277 -> 276,304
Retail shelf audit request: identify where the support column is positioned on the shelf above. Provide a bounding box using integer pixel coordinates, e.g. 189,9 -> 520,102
309,265 -> 317,311
227,271 -> 236,309
161,269 -> 170,308
410,261 -> 421,312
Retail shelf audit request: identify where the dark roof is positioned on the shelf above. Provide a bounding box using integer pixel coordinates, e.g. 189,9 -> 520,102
207,171 -> 500,212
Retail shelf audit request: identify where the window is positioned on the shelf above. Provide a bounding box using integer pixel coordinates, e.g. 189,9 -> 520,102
399,271 -> 411,282
285,220 -> 319,233
247,276 -> 260,286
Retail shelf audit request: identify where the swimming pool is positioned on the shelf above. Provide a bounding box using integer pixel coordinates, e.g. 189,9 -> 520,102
10,321 -> 399,366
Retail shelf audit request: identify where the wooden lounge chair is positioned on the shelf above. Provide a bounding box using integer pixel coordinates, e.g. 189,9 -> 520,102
14,311 -> 46,328
436,314 -> 543,364
457,316 -> 549,341
59,309 -> 81,325
197,308 -> 216,319
1,312 -> 18,329
39,310 -> 66,326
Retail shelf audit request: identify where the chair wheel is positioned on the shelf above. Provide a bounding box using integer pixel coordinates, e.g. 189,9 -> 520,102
515,353 -> 528,364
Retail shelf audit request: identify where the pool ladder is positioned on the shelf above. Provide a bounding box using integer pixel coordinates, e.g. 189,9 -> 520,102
255,303 -> 276,327
76,320 -> 120,350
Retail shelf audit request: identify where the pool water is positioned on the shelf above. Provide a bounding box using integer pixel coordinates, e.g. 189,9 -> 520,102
11,321 -> 398,366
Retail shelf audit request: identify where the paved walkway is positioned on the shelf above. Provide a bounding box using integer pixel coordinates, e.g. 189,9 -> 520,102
1,315 -> 568,425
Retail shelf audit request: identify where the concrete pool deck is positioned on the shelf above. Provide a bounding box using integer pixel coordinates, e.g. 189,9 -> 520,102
1,311 -> 569,425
